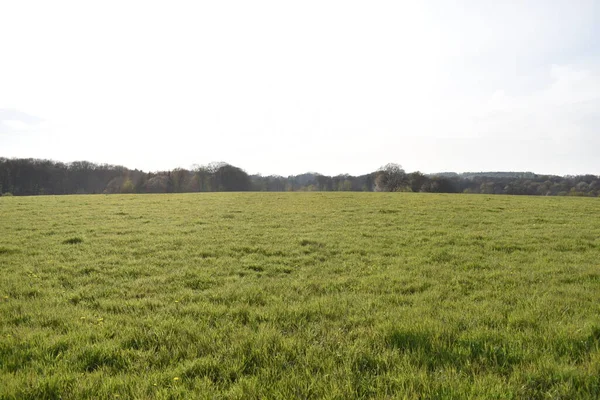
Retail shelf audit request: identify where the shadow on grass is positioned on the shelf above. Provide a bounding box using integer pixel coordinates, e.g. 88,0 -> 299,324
63,237 -> 84,245
77,346 -> 130,372
387,329 -> 522,375
0,246 -> 21,255
554,326 -> 600,363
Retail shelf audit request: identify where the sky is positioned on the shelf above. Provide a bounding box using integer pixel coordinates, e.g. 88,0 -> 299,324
1,0 -> 599,176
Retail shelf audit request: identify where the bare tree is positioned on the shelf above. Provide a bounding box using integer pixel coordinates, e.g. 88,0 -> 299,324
374,163 -> 408,192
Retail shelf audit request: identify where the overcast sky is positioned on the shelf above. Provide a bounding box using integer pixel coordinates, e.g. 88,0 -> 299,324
1,0 -> 599,176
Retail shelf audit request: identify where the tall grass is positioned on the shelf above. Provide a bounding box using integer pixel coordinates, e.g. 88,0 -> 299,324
1,193 -> 599,398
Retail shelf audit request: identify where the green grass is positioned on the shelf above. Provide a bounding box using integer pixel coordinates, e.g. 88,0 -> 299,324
1,192 -> 600,399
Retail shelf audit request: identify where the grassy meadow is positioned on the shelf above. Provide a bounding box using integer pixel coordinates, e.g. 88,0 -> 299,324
1,192 -> 600,399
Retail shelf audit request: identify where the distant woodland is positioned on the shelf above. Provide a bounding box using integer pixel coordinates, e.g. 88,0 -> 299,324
1,158 -> 599,197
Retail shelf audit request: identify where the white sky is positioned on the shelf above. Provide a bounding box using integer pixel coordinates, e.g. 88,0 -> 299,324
1,0 -> 599,176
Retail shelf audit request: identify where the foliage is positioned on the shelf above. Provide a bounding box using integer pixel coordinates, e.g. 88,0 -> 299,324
1,157 -> 599,196
1,192 -> 600,398
374,163 -> 408,192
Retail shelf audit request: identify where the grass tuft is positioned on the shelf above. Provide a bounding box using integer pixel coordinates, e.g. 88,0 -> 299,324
62,237 -> 84,245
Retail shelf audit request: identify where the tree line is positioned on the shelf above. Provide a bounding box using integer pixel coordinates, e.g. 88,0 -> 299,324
0,158 -> 598,197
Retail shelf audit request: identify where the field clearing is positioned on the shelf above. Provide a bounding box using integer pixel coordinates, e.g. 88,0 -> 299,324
1,192 -> 600,399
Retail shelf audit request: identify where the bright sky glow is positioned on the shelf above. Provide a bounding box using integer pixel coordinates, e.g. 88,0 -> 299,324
1,0 -> 599,176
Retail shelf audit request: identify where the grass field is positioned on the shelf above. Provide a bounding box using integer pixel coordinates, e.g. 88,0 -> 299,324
1,192 -> 600,399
